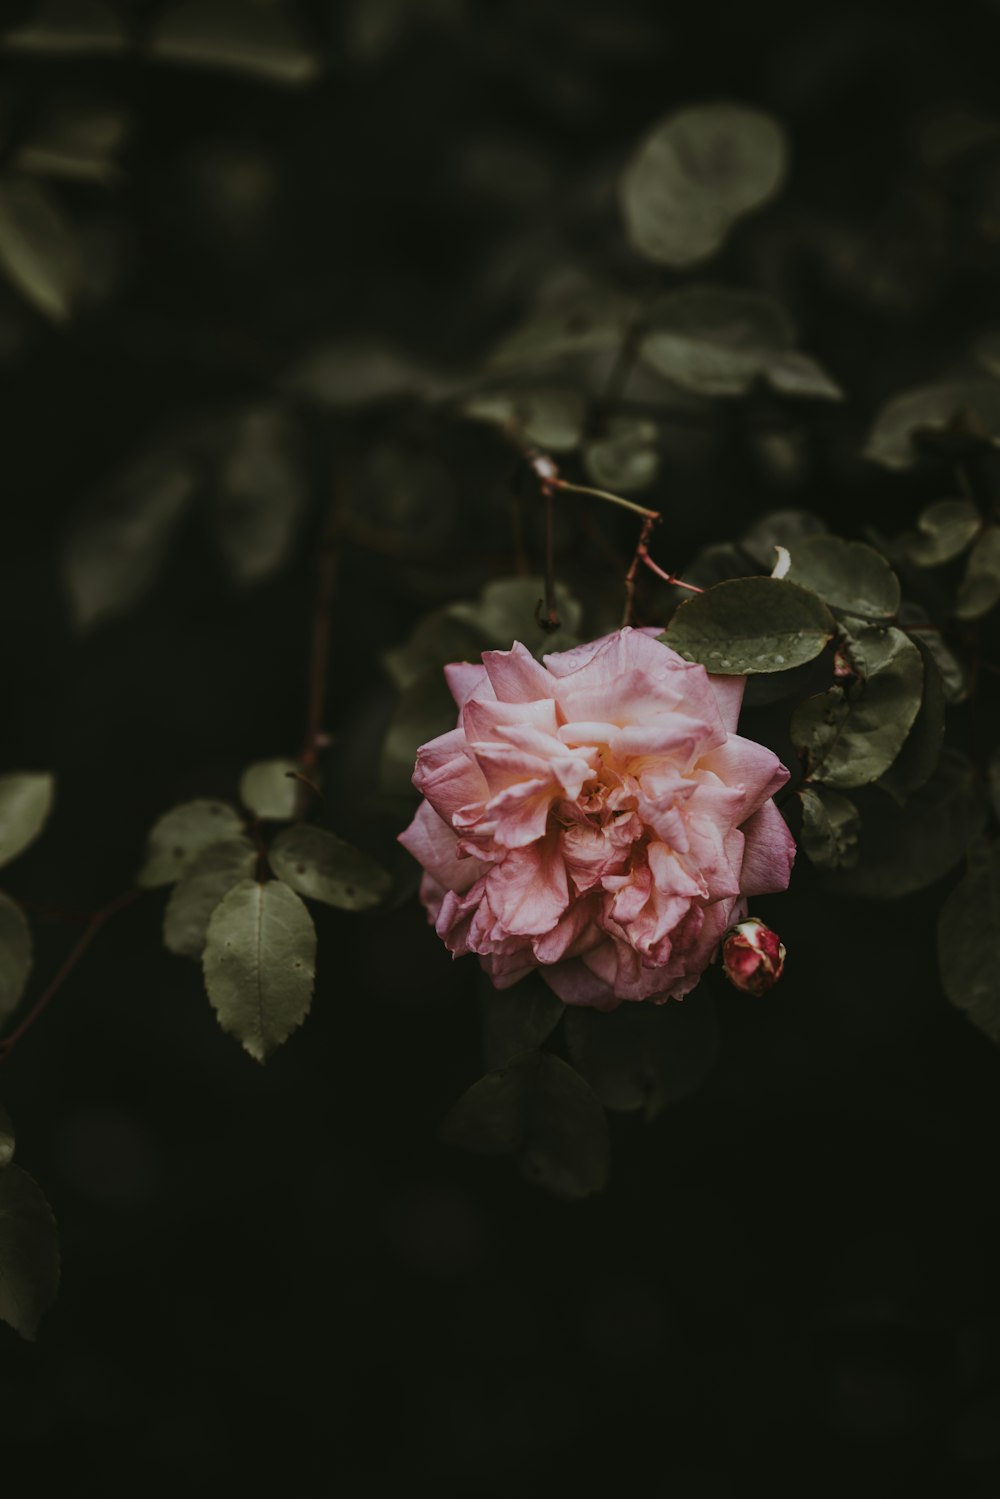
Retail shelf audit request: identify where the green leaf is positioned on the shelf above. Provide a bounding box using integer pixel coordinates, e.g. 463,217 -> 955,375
239,759 -> 299,820
798,785 -> 860,870
381,668 -> 459,798
0,1106 -> 14,1170
899,498 -> 981,567
440,1050 -> 609,1199
137,799 -> 244,888
14,102 -> 129,186
0,893 -> 32,1025
202,879 -> 316,1061
763,350 -> 844,401
620,103 -> 788,267
0,772 -> 54,870
786,536 -> 901,619
791,626 -> 923,788
447,577 -> 583,651
149,0 -> 320,86
62,449 -> 198,631
269,825 -> 390,911
938,841 -> 1000,1043
478,971 -> 565,1071
663,577 -> 836,674
879,636 -> 946,804
283,337 -> 455,408
1,1 -> 125,55
0,174 -> 80,323
639,284 -> 794,397
564,992 -> 719,1119
214,407 -> 306,585
583,416 -> 659,493
0,1166 -> 60,1340
955,526 -> 1000,620
828,750 -> 985,899
488,286 -> 633,371
163,835 -> 257,960
863,380 -> 1000,470
741,509 -> 827,570
462,386 -> 586,452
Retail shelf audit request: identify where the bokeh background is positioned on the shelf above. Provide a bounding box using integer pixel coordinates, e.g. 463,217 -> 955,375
3,1 -> 1000,1494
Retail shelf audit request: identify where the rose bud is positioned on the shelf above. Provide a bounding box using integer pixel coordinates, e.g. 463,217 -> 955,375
721,917 -> 786,994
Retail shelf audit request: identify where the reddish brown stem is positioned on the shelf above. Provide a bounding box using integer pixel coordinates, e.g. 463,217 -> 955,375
622,514 -> 659,626
640,549 -> 704,594
0,889 -> 140,1062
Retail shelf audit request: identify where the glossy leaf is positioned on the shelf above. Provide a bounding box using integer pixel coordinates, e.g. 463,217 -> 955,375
786,535 -> 900,619
663,577 -> 836,674
879,637 -> 946,804
239,759 -> 299,820
0,1166 -> 60,1340
202,879 -> 316,1061
137,799 -> 244,888
0,175 -> 80,322
478,971 -> 565,1071
440,1050 -> 609,1199
955,526 -> 1000,620
938,841 -> 1000,1044
269,825 -> 390,911
741,509 -> 827,570
0,893 -> 32,1025
798,785 -> 860,870
564,992 -> 719,1119
163,835 -> 257,959
0,772 -> 54,870
620,104 -> 788,267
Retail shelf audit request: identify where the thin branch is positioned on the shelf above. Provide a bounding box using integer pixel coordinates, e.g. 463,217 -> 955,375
551,477 -> 660,521
640,549 -> 704,593
622,514 -> 658,626
536,482 -> 560,631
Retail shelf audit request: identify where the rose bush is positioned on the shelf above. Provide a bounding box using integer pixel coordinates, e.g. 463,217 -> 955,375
400,627 -> 795,1008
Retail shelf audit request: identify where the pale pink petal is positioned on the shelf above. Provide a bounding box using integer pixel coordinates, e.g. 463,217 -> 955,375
413,752 -> 488,824
541,952 -> 619,1008
698,737 -> 789,819
738,800 -> 796,896
462,696 -> 561,742
398,800 -> 487,893
707,673 -> 746,732
444,661 -> 493,707
484,839 -> 569,936
482,642 -> 555,703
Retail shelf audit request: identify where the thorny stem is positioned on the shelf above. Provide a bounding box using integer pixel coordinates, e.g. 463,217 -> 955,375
0,889 -> 140,1062
622,514 -> 658,627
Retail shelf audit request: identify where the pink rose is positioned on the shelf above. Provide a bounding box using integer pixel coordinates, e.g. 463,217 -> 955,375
399,627 -> 795,1009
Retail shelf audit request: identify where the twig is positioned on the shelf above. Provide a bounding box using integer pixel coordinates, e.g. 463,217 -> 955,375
622,514 -> 658,626
640,549 -> 704,594
0,889 -> 140,1062
551,476 -> 659,521
537,483 -> 560,631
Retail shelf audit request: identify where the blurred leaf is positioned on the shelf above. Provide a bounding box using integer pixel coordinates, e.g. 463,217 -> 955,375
239,759 -> 299,820
0,772 -> 54,870
663,577 -> 836,674
792,626 -> 923,788
898,498 -> 981,567
620,103 -> 788,267
938,841 -> 1000,1044
163,835 -> 257,960
0,1166 -> 59,1341
284,337 -> 456,407
0,1107 -> 12,1170
763,350 -> 844,401
863,381 -> 1000,469
583,416 -> 659,492
383,612 -> 485,691
478,970 -> 565,1070
1,1 -> 125,55
462,386 -> 586,452
897,606 -> 968,703
350,443 -> 457,546
828,749 -> 985,899
380,667 -> 457,798
786,535 -> 900,619
879,637 -> 946,804
137,800 -> 244,889
640,284 -> 793,397
448,576 -> 583,650
202,879 -> 316,1062
0,174 -> 80,322
955,526 -> 1000,620
798,785 -> 860,870
14,103 -> 129,186
440,1050 -> 609,1199
214,407 -> 306,585
149,0 -> 321,86
269,824 -> 390,911
563,992 -> 719,1119
0,893 -> 32,1026
62,450 -> 198,630
741,509 -> 827,569
488,287 -> 632,371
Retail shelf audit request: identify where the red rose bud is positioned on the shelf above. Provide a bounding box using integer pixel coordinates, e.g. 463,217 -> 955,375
721,918 -> 786,995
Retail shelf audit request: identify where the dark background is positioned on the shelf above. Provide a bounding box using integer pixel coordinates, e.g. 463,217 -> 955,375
3,1 -> 1000,1494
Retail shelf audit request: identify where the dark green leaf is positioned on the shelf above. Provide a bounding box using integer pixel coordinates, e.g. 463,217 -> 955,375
440,1050 -> 609,1199
462,386 -> 586,452
0,1106 -> 13,1170
863,381 -> 1000,470
14,103 -> 128,186
137,799 -> 244,888
663,577 -> 836,674
620,104 -> 788,267
879,636 -> 946,804
62,450 -> 198,630
583,416 -> 659,493
0,174 -> 80,322
239,759 -> 299,820
639,284 -> 793,397
955,526 -> 1000,620
448,577 -> 583,652
214,408 -> 306,585
269,825 -> 390,911
488,287 -> 632,370
798,785 -> 860,869
1,1 -> 125,55
381,667 -> 458,798
564,992 -> 719,1119
0,1166 -> 60,1340
786,535 -> 900,619
938,841 -> 1000,1043
478,971 -> 565,1071
741,509 -> 827,570
763,350 -> 844,401
900,498 -> 981,567
792,626 -> 923,788
163,835 -> 257,959
149,0 -> 320,86
0,893 -> 32,1025
283,337 -> 455,408
202,879 -> 316,1061
0,772 -> 54,869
